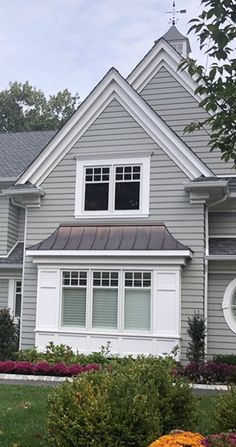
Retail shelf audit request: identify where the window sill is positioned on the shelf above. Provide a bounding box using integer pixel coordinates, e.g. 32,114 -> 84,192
74,213 -> 149,220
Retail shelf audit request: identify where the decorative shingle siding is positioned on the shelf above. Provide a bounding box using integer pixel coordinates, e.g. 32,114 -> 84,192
22,99 -> 205,355
140,67 -> 233,175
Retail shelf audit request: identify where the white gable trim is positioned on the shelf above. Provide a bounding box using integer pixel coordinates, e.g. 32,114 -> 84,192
16,68 -> 213,186
127,39 -> 202,103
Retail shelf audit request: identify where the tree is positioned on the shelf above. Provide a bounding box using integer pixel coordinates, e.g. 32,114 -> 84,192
0,308 -> 18,360
0,81 -> 80,132
180,0 -> 236,164
186,312 -> 206,363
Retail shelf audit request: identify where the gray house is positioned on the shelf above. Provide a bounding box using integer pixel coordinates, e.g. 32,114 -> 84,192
1,26 -> 236,360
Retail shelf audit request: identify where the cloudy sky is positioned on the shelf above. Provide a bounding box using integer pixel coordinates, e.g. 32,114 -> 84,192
0,0 -> 204,101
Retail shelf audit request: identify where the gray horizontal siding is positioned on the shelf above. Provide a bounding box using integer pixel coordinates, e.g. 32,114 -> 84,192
209,212 -> 236,236
0,195 -> 9,256
140,67 -> 233,176
22,99 -> 205,357
0,279 -> 8,309
18,208 -> 25,241
208,263 -> 236,357
7,200 -> 19,251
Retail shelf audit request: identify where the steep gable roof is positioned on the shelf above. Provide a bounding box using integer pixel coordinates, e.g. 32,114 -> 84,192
0,130 -> 56,180
127,38 -> 199,102
16,67 -> 213,186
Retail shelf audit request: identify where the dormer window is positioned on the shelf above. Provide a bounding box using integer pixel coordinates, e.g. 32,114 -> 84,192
75,155 -> 150,218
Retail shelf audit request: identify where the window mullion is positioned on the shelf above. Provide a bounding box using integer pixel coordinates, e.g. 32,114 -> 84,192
109,165 -> 115,212
87,269 -> 92,331
118,270 -> 124,332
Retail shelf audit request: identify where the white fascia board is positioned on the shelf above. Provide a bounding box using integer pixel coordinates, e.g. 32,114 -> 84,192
206,255 -> 236,261
0,264 -> 22,269
127,39 -> 201,102
27,249 -> 192,258
16,68 -> 212,187
184,181 -> 228,190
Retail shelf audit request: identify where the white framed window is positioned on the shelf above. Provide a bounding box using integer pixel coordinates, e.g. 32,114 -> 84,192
222,278 -> 236,333
62,271 -> 87,327
75,155 -> 150,218
61,269 -> 152,333
8,279 -> 22,319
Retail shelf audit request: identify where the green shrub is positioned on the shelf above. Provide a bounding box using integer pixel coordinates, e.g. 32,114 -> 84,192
210,386 -> 236,433
187,311 -> 206,363
17,341 -> 115,367
0,308 -> 18,360
213,354 -> 236,366
47,355 -> 197,447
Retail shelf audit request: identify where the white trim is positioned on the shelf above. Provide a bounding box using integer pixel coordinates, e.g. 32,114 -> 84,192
16,69 -> 213,186
34,328 -> 181,339
27,249 -> 192,258
222,278 -> 236,333
75,155 -> 150,218
127,39 -> 202,103
0,241 -> 23,259
206,256 -> 236,261
209,235 -> 236,238
8,280 -> 15,315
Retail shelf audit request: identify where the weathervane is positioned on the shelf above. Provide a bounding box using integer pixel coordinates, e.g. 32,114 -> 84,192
166,0 -> 187,25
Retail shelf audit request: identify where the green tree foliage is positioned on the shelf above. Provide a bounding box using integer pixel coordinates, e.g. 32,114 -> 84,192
180,0 -> 236,164
0,81 -> 79,132
187,311 -> 206,363
0,308 -> 18,360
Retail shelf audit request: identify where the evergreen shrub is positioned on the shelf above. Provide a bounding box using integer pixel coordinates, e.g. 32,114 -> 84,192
0,308 -> 18,360
47,355 -> 197,447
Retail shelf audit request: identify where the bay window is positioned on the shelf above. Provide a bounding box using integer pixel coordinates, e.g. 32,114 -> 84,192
61,269 -> 152,332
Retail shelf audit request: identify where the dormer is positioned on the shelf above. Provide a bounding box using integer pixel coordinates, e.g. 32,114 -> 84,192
161,25 -> 191,57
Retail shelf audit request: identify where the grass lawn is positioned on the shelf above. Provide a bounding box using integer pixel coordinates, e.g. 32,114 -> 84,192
0,384 -> 219,446
0,384 -> 51,447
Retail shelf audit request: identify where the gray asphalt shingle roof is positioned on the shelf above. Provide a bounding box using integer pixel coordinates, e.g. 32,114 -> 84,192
0,242 -> 23,265
209,238 -> 236,256
0,130 -> 56,179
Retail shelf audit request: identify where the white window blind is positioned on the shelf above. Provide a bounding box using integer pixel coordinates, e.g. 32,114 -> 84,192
124,289 -> 150,330
62,288 -> 86,327
232,290 -> 236,319
92,288 -> 118,329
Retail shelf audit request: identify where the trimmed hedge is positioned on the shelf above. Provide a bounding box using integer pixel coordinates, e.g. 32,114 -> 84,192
0,360 -> 101,376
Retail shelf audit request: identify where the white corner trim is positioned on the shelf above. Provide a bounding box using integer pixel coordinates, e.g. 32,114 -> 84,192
16,69 -> 213,187
222,278 -> 236,334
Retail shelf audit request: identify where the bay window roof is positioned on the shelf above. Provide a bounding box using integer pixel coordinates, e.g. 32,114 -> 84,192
28,224 -> 191,252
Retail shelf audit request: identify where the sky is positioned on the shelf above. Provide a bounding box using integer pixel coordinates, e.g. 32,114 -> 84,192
0,0 -> 204,101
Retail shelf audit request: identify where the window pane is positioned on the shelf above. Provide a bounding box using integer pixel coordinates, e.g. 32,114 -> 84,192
115,182 -> 140,210
232,291 -> 236,318
124,289 -> 150,330
92,289 -> 118,329
85,183 -> 109,211
62,288 -> 86,326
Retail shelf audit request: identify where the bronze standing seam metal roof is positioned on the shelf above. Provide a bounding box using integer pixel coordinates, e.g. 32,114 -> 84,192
28,224 -> 191,252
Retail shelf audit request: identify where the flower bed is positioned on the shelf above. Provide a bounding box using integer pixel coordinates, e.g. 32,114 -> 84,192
148,431 -> 236,447
0,360 -> 101,376
175,361 -> 236,384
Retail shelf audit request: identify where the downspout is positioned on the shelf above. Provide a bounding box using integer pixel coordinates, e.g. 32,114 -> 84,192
11,198 -> 27,350
204,192 -> 228,359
